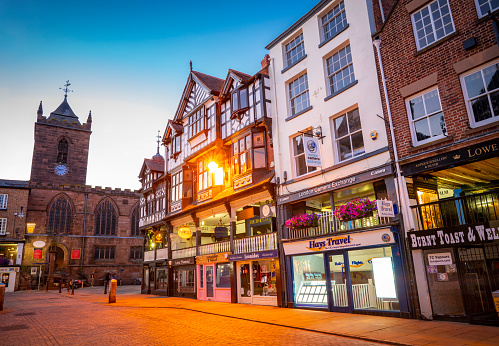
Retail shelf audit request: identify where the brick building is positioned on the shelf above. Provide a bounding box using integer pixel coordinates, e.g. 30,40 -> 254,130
374,0 -> 499,325
18,94 -> 142,288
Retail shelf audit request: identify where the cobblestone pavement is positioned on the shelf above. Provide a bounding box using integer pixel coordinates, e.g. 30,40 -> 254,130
0,291 -> 382,346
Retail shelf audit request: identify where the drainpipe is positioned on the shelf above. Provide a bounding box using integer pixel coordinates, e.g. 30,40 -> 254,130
81,193 -> 88,275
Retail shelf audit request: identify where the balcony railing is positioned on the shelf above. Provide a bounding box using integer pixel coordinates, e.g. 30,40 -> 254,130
411,190 -> 499,231
156,247 -> 169,260
287,210 -> 392,240
198,241 -> 230,255
144,250 -> 155,262
172,247 -> 196,259
233,233 -> 277,254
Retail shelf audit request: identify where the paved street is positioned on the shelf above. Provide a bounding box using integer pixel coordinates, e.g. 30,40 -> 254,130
1,286 -> 499,345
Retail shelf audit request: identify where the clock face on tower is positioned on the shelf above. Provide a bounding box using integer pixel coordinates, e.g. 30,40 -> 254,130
54,164 -> 68,176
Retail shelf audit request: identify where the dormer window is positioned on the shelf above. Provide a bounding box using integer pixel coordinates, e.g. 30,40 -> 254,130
188,106 -> 205,139
171,135 -> 182,158
231,87 -> 249,118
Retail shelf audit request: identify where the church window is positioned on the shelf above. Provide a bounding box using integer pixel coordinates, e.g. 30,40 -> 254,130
57,138 -> 69,164
95,200 -> 117,235
130,246 -> 143,260
130,205 -> 140,236
48,196 -> 72,234
94,246 -> 115,260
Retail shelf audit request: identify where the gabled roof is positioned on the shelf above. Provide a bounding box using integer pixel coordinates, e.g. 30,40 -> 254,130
221,69 -> 253,95
164,119 -> 184,141
138,156 -> 165,179
191,71 -> 224,93
48,96 -> 81,125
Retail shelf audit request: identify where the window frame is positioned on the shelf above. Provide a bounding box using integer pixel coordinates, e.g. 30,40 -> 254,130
188,106 -> 206,140
461,59 -> 499,128
284,33 -> 306,68
288,73 -> 311,118
197,160 -> 213,192
325,44 -> 355,96
95,200 -> 117,235
171,134 -> 182,156
231,131 -> 267,177
332,108 -> 365,162
292,133 -> 318,177
405,87 -> 447,145
57,138 -> 69,164
94,246 -> 115,260
48,196 -> 72,234
231,86 -> 249,118
171,171 -> 183,203
0,218 -> 6,235
320,1 -> 348,44
410,0 -> 455,51
474,0 -> 499,18
130,206 -> 140,236
0,194 -> 7,210
130,246 -> 143,260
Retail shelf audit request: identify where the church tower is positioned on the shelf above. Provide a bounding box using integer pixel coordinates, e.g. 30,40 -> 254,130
30,82 -> 92,186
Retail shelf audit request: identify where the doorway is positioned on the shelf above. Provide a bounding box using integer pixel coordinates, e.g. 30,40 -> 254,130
238,262 -> 252,304
206,265 -> 214,298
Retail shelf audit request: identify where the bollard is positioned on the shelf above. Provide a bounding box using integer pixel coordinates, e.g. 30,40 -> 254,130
0,284 -> 5,311
67,281 -> 70,294
71,280 -> 75,295
108,279 -> 117,303
59,282 -> 62,293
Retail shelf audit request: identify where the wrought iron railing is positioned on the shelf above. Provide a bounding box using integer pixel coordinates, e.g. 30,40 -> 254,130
411,190 -> 499,231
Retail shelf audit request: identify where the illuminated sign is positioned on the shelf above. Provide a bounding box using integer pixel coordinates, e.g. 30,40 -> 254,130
27,223 -> 36,234
178,227 -> 192,239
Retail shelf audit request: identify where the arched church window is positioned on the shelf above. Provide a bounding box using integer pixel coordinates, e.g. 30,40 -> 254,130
48,196 -> 72,234
95,200 -> 117,235
130,205 -> 140,236
57,138 -> 68,164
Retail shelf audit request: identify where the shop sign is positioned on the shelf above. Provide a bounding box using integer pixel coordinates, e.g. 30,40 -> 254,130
33,248 -> 43,259
376,200 -> 394,218
248,216 -> 272,228
409,223 -> 499,250
304,137 -> 321,168
27,223 -> 36,234
228,250 -> 278,261
283,228 -> 394,255
196,252 -> 230,264
427,253 -> 452,265
401,138 -> 499,176
278,164 -> 393,204
0,267 -> 19,272
71,249 -> 81,259
33,240 -> 45,248
178,227 -> 192,239
171,257 -> 195,266
214,227 -> 228,238
260,203 -> 275,218
237,206 -> 259,221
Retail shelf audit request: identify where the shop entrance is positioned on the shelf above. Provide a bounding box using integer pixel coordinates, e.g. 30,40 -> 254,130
238,262 -> 252,304
328,253 -> 350,312
206,265 -> 214,298
457,246 -> 499,326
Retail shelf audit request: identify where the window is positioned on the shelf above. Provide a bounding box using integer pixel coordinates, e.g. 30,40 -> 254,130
0,194 -> 7,210
221,103 -> 232,139
285,33 -> 305,67
57,138 -> 68,164
333,108 -> 365,161
411,0 -> 455,50
95,199 -> 117,235
289,74 -> 310,117
198,161 -> 213,191
233,135 -> 252,175
48,196 -> 72,234
171,135 -> 181,155
130,206 -> 140,236
253,132 -> 266,169
475,0 -> 499,18
0,218 -> 6,235
216,263 -> 231,288
94,246 -> 115,260
231,87 -> 249,116
326,45 -> 355,96
406,88 -> 446,144
462,61 -> 499,127
293,134 -> 318,176
171,171 -> 183,202
188,107 -> 205,139
130,246 -> 143,260
321,1 -> 347,42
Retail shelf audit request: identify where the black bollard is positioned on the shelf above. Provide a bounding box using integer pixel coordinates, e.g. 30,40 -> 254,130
59,282 -> 62,293
71,280 -> 75,295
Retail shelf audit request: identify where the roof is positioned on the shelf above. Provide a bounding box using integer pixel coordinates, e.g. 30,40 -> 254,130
144,158 -> 164,172
48,96 -> 81,125
0,179 -> 29,189
228,69 -> 252,82
191,71 -> 224,93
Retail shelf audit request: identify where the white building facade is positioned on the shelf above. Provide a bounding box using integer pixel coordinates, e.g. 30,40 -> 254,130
266,0 -> 411,317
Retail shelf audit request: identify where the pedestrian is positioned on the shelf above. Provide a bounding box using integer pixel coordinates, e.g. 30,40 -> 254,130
104,271 -> 111,294
90,271 -> 95,287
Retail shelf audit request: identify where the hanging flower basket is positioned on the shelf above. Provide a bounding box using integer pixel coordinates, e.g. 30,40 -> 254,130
333,198 -> 377,221
285,213 -> 319,229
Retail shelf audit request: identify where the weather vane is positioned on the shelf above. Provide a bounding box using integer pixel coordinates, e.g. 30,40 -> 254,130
59,80 -> 73,97
156,130 -> 161,154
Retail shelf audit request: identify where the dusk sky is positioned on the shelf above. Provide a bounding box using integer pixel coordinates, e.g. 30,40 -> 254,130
0,0 -> 316,190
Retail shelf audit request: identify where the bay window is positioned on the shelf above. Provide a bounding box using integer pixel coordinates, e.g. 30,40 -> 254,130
232,132 -> 267,175
231,87 -> 249,117
171,171 -> 183,203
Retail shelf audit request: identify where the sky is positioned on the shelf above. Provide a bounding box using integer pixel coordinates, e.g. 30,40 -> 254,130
0,0 -> 317,190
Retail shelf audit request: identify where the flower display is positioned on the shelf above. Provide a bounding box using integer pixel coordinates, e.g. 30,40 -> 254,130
0,257 -> 10,266
333,198 -> 377,221
285,213 -> 319,229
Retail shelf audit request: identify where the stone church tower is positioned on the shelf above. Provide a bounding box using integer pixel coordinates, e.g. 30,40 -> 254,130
30,96 -> 92,186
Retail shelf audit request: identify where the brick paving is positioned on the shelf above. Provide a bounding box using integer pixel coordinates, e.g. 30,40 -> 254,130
1,286 -> 498,345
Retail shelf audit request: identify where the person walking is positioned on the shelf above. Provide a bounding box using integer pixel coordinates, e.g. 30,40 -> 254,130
104,272 -> 111,294
90,271 -> 95,287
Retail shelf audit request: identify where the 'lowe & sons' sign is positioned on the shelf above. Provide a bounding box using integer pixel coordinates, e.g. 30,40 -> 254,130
409,223 -> 499,250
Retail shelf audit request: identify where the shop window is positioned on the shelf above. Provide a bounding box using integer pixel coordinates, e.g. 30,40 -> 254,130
406,88 -> 446,145
333,108 -> 364,162
94,246 -> 115,260
461,60 -> 499,127
292,134 -> 318,177
188,107 -> 205,139
475,0 -> 499,18
0,244 -> 16,264
130,246 -> 143,260
216,263 -> 231,288
156,268 -> 168,290
199,265 -> 204,288
231,87 -> 249,117
0,194 -> 7,210
411,0 -> 455,51
171,227 -> 196,250
348,247 -> 399,311
284,33 -> 305,68
292,254 -> 328,307
177,268 -> 195,293
171,171 -> 183,203
320,1 -> 347,43
288,74 -> 310,117
252,260 -> 277,297
325,45 -> 355,96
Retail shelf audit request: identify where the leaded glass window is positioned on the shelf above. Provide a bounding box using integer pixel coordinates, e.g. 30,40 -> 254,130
95,200 -> 117,235
48,196 -> 72,234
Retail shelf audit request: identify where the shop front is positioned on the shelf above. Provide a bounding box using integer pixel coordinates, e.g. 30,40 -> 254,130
197,252 -> 231,302
229,250 -> 280,306
171,257 -> 196,299
283,227 -> 409,316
